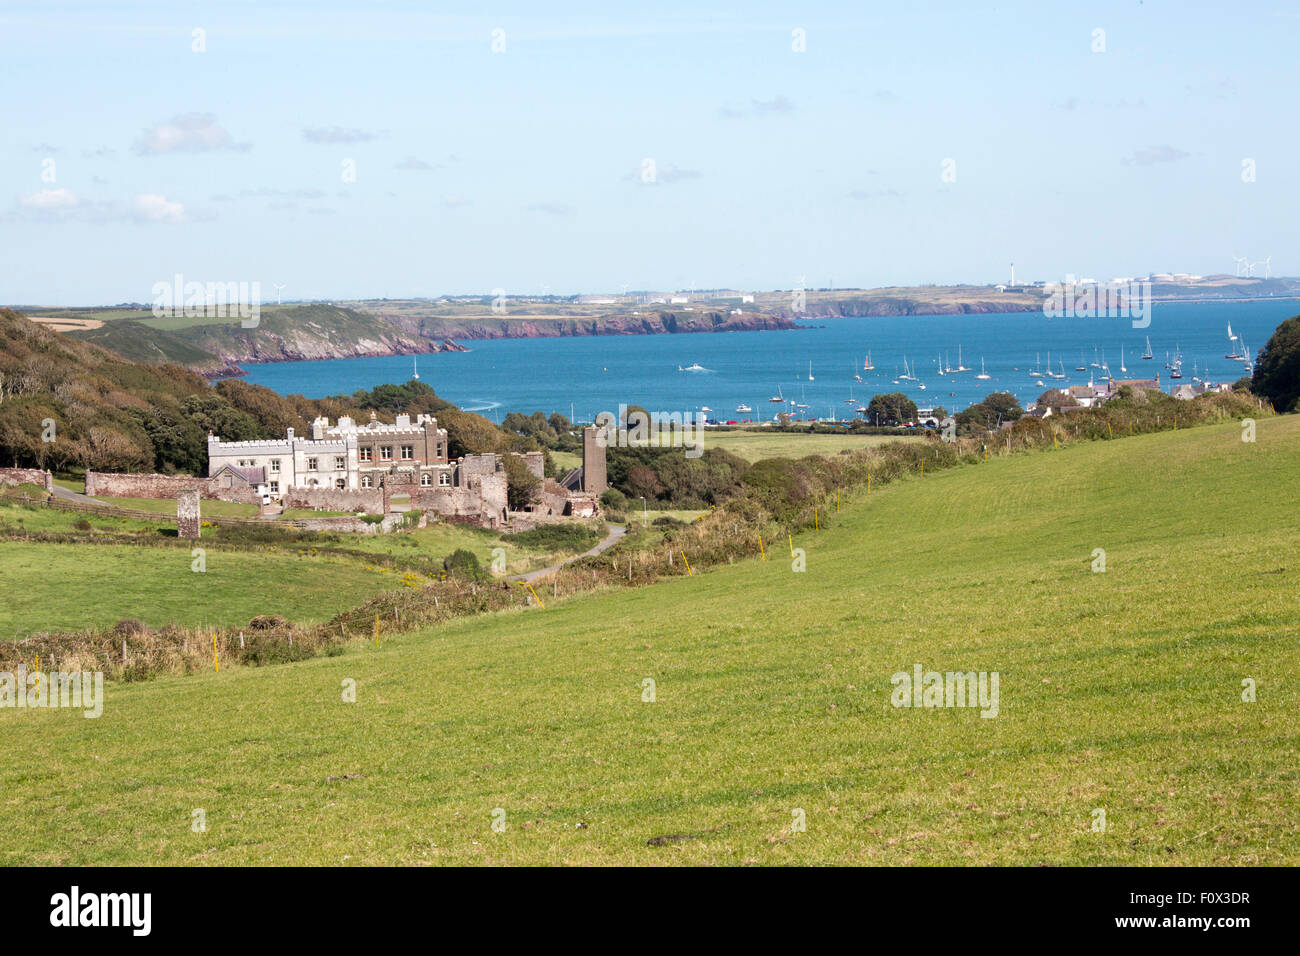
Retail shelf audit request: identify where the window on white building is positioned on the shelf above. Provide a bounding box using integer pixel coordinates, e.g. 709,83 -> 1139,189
380,446 -> 392,461
270,459 -> 280,473
335,478 -> 345,489
361,476 -> 372,488
359,447 -> 372,462
420,473 -> 432,486
401,445 -> 413,460
335,456 -> 345,470
270,481 -> 279,493
307,457 -> 318,470
438,472 -> 450,486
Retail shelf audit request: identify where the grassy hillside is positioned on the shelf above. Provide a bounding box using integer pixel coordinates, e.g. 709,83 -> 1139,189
1,415 -> 1296,864
68,319 -> 235,375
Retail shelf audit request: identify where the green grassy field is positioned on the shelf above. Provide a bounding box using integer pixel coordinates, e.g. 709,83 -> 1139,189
1,416 -> 1297,864
702,429 -> 919,462
101,496 -> 260,518
0,542 -> 401,637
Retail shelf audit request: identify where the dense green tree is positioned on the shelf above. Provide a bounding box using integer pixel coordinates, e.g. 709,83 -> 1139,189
501,453 -> 541,510
866,392 -> 918,426
1251,314 -> 1300,412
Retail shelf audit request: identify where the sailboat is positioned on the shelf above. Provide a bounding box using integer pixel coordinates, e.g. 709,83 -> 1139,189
845,385 -> 857,406
769,385 -> 785,403
1029,353 -> 1043,376
1141,336 -> 1153,360
1076,351 -> 1087,371
412,354 -> 420,379
1119,344 -> 1127,374
976,357 -> 991,381
808,361 -> 815,382
863,352 -> 875,371
1241,339 -> 1253,375
937,352 -> 946,376
956,345 -> 970,372
1091,347 -> 1101,369
1169,346 -> 1183,379
736,402 -> 753,413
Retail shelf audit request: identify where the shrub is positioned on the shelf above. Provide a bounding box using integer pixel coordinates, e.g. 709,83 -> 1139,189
443,548 -> 485,580
509,523 -> 601,551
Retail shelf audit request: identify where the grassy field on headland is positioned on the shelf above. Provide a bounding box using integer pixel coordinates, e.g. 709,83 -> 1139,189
1,414 -> 1296,864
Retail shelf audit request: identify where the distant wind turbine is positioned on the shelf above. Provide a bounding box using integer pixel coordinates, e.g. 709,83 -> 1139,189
273,283 -> 285,305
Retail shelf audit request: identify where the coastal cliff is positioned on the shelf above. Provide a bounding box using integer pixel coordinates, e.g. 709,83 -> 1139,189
374,308 -> 798,340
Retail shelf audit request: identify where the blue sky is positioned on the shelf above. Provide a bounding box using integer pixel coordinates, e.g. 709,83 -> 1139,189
2,0 -> 1296,303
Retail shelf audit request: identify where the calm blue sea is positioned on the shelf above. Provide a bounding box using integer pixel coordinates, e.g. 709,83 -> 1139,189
231,300 -> 1298,422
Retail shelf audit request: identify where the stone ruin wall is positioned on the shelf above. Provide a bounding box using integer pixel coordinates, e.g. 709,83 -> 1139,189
0,468 -> 54,491
85,470 -> 261,504
280,485 -> 387,516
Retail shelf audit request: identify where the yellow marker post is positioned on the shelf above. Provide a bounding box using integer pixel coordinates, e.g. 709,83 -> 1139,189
868,474 -> 872,494
213,634 -> 219,672
815,507 -> 819,530
758,534 -> 766,561
920,459 -> 924,476
788,534 -> 794,556
1174,413 -> 1177,431
526,583 -> 546,609
34,655 -> 39,695
680,551 -> 692,576
1108,422 -> 1112,438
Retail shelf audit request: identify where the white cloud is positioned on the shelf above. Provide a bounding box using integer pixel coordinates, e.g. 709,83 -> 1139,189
527,202 -> 573,216
396,155 -> 435,171
1123,145 -> 1190,166
134,113 -> 249,155
20,187 -> 78,210
131,193 -> 187,223
303,126 -> 376,144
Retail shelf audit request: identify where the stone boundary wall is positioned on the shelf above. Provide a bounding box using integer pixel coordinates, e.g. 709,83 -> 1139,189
85,470 -> 261,504
281,485 -> 386,516
0,468 -> 53,491
287,513 -> 405,534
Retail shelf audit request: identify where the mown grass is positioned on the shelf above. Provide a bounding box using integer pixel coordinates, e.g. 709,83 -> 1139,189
102,496 -> 259,518
702,429 -> 920,462
0,542 -> 401,637
336,521 -> 598,575
1,416 -> 1296,864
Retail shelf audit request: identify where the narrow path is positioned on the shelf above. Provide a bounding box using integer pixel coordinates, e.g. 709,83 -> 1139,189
48,484 -> 106,505
510,523 -> 625,584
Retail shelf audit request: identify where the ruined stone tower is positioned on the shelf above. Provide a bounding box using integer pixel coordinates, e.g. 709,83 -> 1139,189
581,426 -> 607,495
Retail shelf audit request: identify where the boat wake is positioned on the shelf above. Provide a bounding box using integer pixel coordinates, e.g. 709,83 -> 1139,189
460,399 -> 502,413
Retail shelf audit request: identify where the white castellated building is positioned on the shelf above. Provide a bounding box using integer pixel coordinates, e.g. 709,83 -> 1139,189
206,412 -> 452,499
